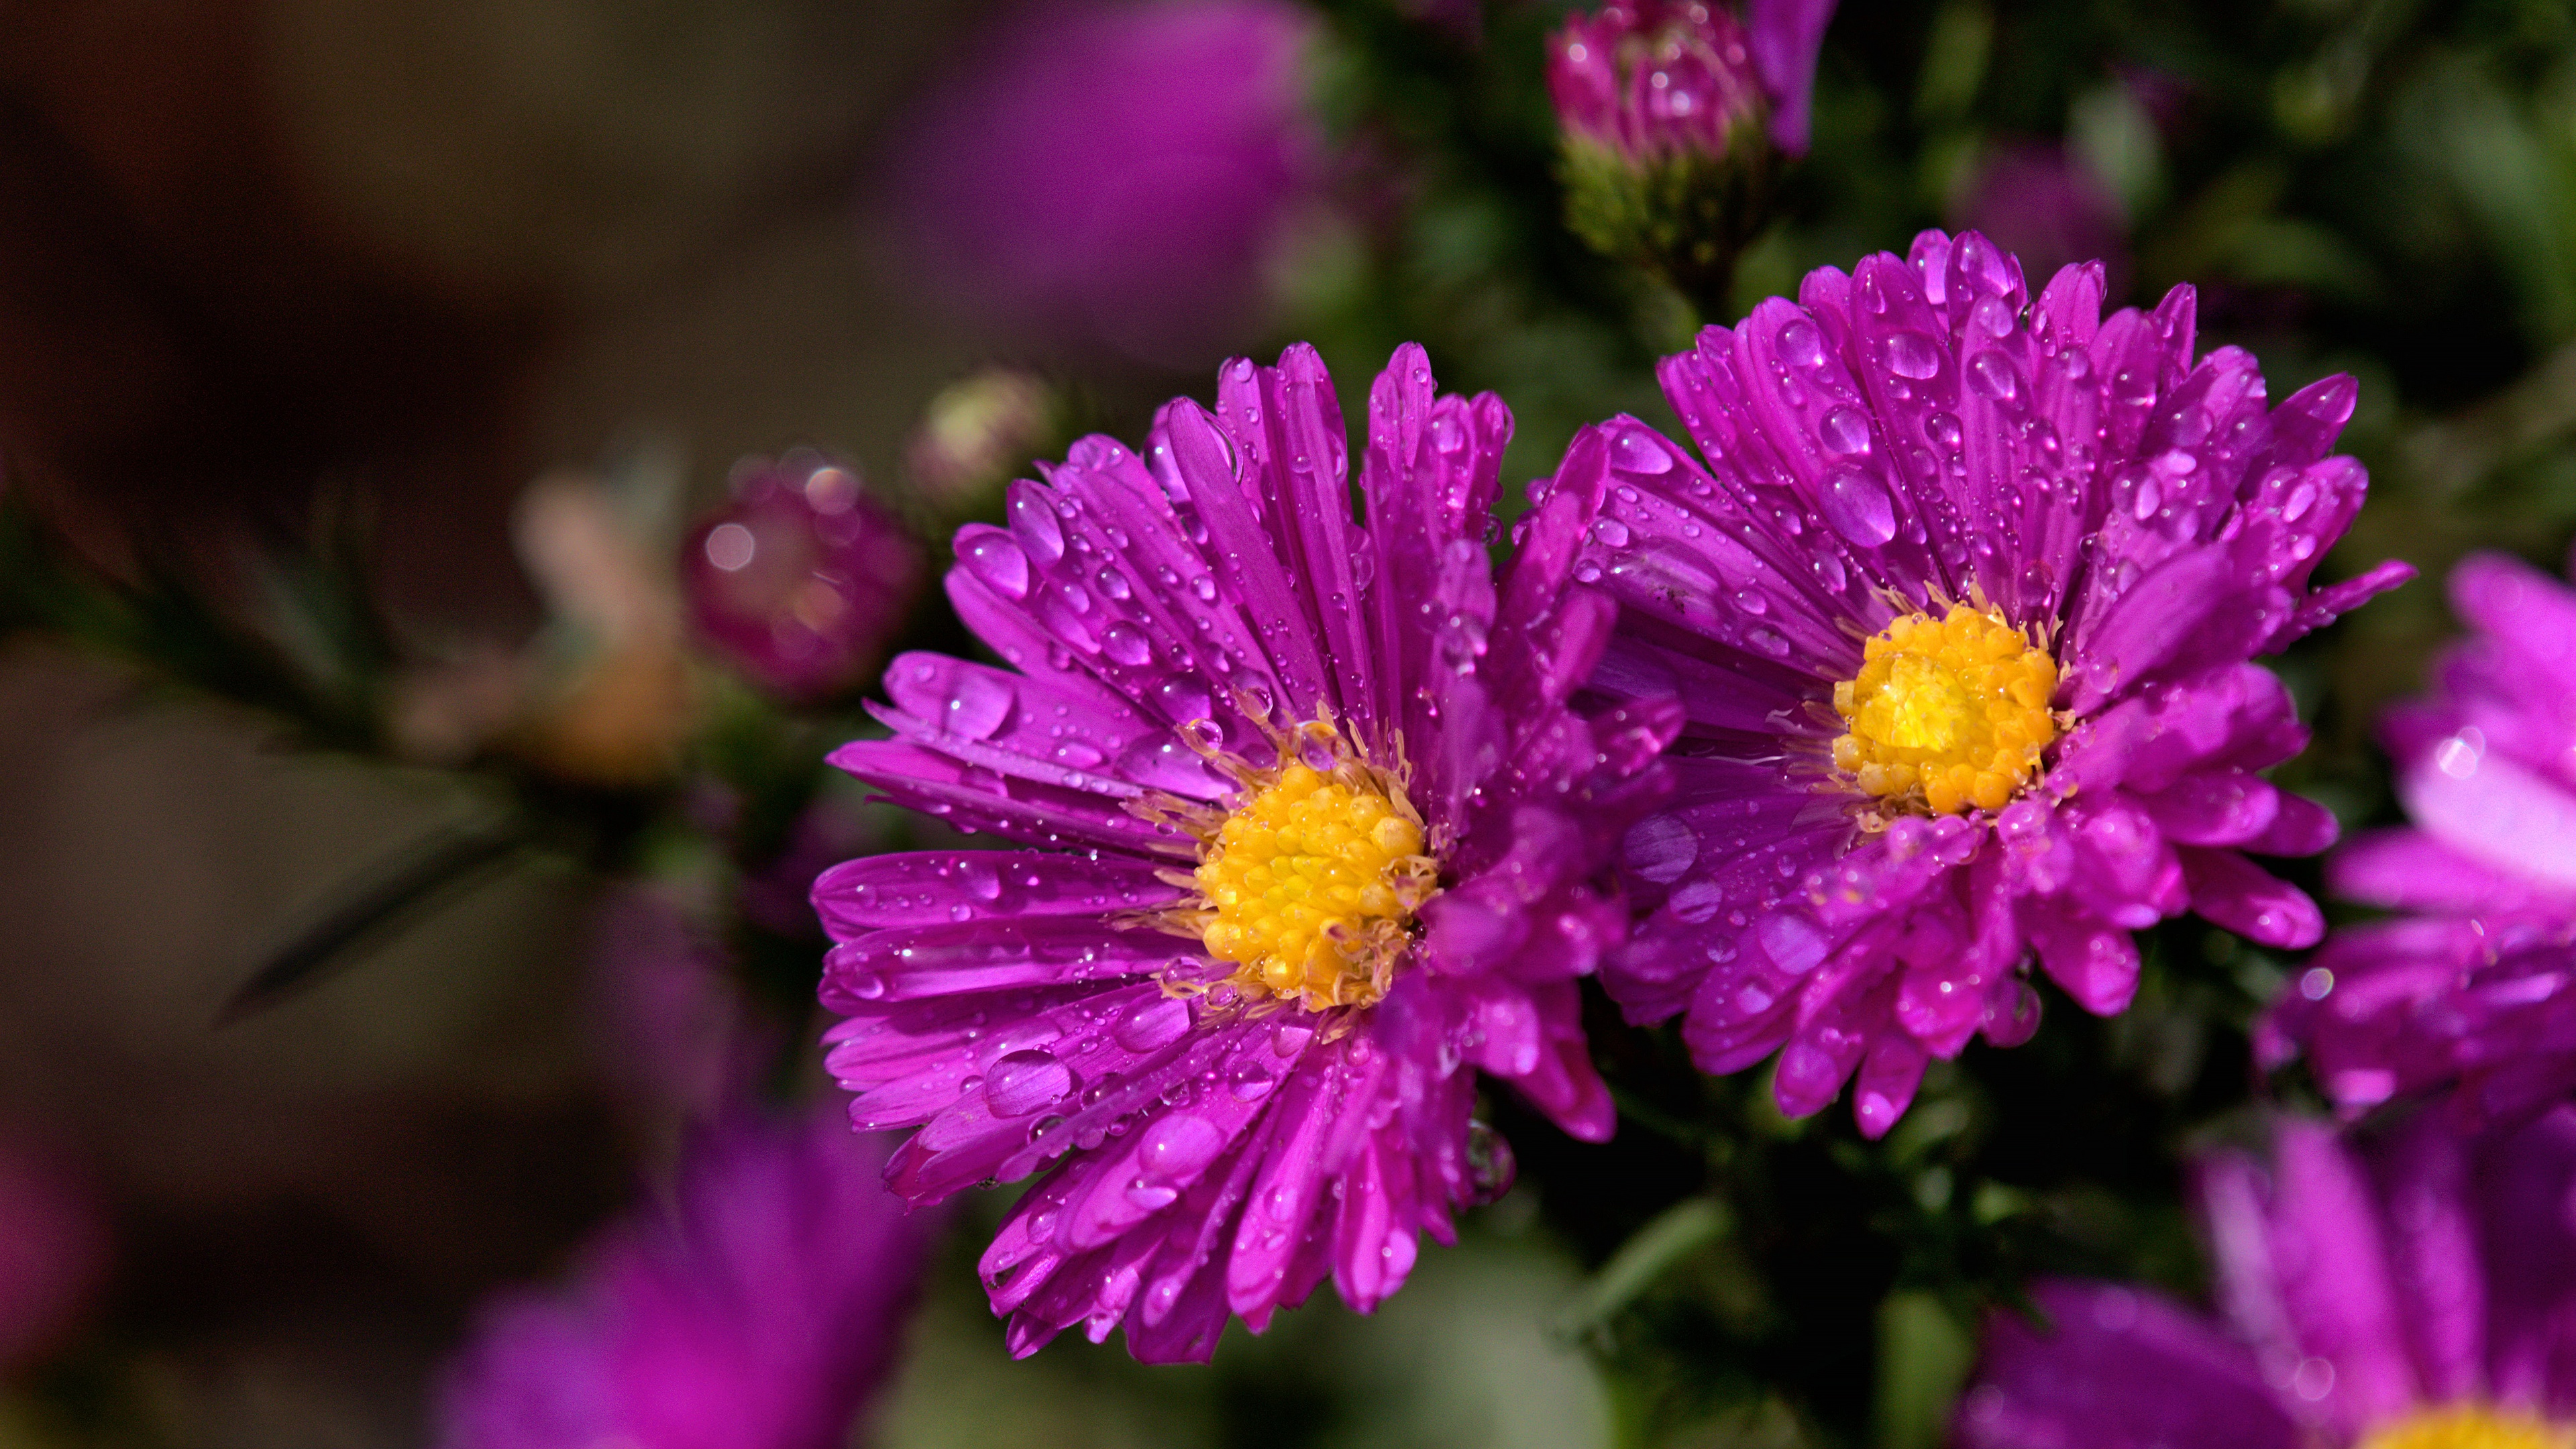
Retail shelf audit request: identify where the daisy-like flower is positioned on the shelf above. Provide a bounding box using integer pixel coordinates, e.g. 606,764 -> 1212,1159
2260,548 -> 2576,1126
814,343 -> 1674,1360
436,1107 -> 938,1449
1552,229 -> 2411,1135
1957,1108 -> 2576,1449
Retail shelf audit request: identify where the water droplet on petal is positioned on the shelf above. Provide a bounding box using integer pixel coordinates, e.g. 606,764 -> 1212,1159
985,1051 -> 1073,1117
963,533 -> 1030,598
1610,429 -> 1675,474
1878,330 -> 1942,380
1821,469 -> 1898,546
1968,350 -> 2021,401
947,672 -> 1015,739
1113,997 -> 1192,1053
1009,490 -> 1065,564
1101,621 -> 1152,666
1820,407 -> 1874,457
1138,1114 -> 1227,1178
1778,319 -> 1828,368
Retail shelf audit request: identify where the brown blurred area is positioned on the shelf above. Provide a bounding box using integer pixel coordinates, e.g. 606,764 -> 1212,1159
0,3 -> 995,1442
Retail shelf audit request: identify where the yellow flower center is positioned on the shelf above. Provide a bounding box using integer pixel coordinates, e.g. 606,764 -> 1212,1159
1194,759 -> 1436,1012
1830,603 -> 2059,816
2359,1406 -> 2576,1449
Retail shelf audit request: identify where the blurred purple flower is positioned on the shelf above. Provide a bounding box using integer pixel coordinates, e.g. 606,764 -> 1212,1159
1958,1108 -> 2576,1449
877,0 -> 1322,368
0,1137 -> 106,1375
1953,140 -> 2130,301
681,452 -> 925,704
1556,229 -> 2412,1136
2262,549 -> 2576,1126
813,343 -> 1674,1360
437,1106 -> 939,1449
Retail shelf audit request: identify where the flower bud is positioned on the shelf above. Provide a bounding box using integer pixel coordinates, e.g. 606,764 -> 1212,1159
680,453 -> 924,704
1548,0 -> 1833,315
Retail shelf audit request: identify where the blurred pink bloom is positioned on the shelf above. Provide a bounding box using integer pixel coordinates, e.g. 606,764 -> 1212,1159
437,1107 -> 940,1449
681,453 -> 925,704
1952,140 -> 2131,301
877,0 -> 1323,368
0,1137 -> 106,1375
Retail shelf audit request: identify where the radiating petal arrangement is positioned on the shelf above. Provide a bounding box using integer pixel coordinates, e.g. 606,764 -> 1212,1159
812,343 -> 1674,1360
1542,229 -> 2410,1135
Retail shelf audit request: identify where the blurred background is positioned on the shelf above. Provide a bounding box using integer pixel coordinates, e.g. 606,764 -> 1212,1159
3,0 -> 2575,1445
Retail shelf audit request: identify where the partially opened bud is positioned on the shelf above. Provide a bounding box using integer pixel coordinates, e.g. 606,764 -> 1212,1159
1548,0 -> 1834,315
680,453 -> 924,704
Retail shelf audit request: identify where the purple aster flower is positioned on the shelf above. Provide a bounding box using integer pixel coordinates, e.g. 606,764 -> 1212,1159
1957,1108 -> 2576,1449
681,453 -> 926,704
813,343 -> 1676,1361
436,1106 -> 938,1449
1551,229 -> 2412,1136
876,0 -> 1322,369
1546,0 -> 1835,310
2261,548 -> 2576,1126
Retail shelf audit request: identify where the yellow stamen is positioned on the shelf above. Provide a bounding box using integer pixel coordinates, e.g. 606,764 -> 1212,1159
1830,602 -> 2059,816
1193,751 -> 1435,1012
2358,1406 -> 2575,1449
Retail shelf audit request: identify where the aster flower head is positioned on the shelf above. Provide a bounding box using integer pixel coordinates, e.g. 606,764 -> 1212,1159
1547,0 -> 1835,311
2261,547 -> 2576,1126
1959,1108 -> 2576,1449
1553,229 -> 2411,1136
681,452 -> 926,704
814,343 -> 1675,1361
436,1107 -> 938,1449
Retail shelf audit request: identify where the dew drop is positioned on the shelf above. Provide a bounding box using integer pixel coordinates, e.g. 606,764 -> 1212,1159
1821,469 -> 1898,546
985,1051 -> 1073,1117
947,672 -> 1015,739
1878,330 -> 1942,380
1112,997 -> 1192,1053
1968,350 -> 2021,402
1610,429 -> 1675,474
1101,621 -> 1153,666
963,533 -> 1031,599
1009,490 -> 1065,564
1820,407 -> 1874,457
1777,318 -> 1827,368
